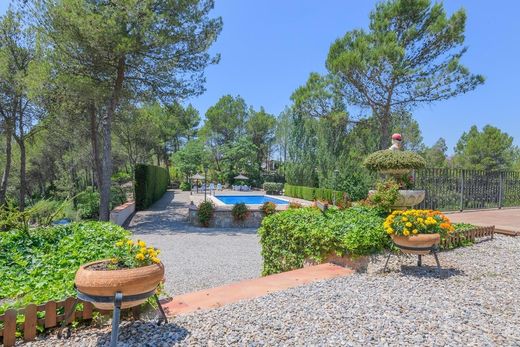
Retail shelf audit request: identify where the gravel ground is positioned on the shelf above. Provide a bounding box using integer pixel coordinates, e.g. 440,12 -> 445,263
127,190 -> 262,296
26,235 -> 520,346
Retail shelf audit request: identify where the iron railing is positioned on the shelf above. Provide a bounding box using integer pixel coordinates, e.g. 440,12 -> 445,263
414,169 -> 520,211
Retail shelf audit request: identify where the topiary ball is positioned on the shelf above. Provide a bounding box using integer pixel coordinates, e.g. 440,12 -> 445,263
363,150 -> 426,174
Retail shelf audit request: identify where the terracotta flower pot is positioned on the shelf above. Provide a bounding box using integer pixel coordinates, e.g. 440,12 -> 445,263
75,260 -> 164,310
391,233 -> 440,255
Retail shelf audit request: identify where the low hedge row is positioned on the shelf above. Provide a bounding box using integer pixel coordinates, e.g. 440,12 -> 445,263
135,164 -> 170,210
284,184 -> 347,203
258,206 -> 389,275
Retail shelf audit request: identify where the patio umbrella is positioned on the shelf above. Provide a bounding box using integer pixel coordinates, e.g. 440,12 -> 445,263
234,174 -> 249,180
190,173 -> 205,180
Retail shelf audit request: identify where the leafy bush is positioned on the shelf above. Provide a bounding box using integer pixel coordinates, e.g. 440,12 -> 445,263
197,201 -> 215,227
261,201 -> 277,215
180,182 -> 191,191
0,222 -> 129,314
135,164 -> 169,210
112,171 -> 132,184
258,207 -> 388,275
368,179 -> 400,211
76,188 -> 100,219
263,182 -> 284,195
232,203 -> 249,221
363,150 -> 426,172
288,201 -> 302,209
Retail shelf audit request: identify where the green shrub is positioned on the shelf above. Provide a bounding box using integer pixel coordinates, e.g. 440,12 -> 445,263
288,201 -> 302,209
112,171 -> 132,184
180,182 -> 191,191
232,203 -> 249,221
263,182 -> 284,194
364,150 -> 426,172
258,206 -> 388,275
135,164 -> 169,210
0,222 -> 129,314
197,201 -> 214,227
76,188 -> 100,219
261,201 -> 277,215
368,179 -> 400,211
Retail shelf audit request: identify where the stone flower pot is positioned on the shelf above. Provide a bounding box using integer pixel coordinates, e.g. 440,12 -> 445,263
390,233 -> 440,255
393,189 -> 425,208
368,189 -> 425,209
75,260 -> 164,310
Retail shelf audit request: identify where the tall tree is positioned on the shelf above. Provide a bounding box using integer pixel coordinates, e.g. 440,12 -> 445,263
0,9 -> 39,209
422,137 -> 447,168
246,107 -> 276,172
32,0 -> 222,220
326,0 -> 484,149
453,125 -> 517,171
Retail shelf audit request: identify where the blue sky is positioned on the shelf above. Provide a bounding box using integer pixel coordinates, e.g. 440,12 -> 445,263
2,1 -> 519,152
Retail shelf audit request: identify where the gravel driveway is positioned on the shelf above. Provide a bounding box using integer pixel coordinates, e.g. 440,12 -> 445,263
127,190 -> 263,296
27,234 -> 520,346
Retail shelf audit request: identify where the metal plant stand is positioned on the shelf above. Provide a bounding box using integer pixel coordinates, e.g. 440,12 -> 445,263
383,244 -> 442,277
59,287 -> 168,347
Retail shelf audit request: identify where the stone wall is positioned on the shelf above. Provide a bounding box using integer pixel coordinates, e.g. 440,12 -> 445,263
188,204 -> 267,228
110,201 -> 135,226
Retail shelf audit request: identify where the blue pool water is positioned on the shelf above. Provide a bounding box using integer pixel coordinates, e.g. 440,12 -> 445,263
215,195 -> 289,205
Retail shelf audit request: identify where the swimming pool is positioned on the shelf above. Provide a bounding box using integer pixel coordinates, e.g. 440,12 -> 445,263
214,195 -> 289,205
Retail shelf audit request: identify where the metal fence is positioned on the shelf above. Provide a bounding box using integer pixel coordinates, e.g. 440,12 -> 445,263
415,169 -> 520,211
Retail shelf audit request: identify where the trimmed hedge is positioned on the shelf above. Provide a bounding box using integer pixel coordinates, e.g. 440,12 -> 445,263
258,206 -> 388,275
284,183 -> 347,204
135,164 -> 170,210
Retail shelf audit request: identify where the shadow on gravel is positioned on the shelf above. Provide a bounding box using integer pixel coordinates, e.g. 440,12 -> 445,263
94,322 -> 189,346
399,265 -> 464,279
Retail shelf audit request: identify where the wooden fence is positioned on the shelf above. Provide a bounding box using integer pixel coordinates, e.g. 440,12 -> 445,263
0,298 -> 139,346
415,169 -> 520,211
441,225 -> 495,249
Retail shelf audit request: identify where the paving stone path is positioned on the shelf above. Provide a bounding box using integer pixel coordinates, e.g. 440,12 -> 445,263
127,190 -> 263,296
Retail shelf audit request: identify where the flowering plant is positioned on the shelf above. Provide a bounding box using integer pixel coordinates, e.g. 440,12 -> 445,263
110,239 -> 161,269
383,209 -> 455,237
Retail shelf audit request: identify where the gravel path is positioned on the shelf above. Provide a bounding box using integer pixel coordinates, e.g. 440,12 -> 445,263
26,235 -> 520,346
127,190 -> 262,296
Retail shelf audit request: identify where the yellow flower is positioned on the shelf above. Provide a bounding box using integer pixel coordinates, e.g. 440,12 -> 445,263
140,247 -> 147,254
135,253 -> 145,261
148,248 -> 156,256
417,218 -> 423,222
151,257 -> 160,264
115,241 -> 124,247
402,217 -> 408,222
412,229 -> 418,234
405,222 -> 412,228
127,240 -> 134,246
137,240 -> 146,248
386,228 -> 394,234
403,229 -> 410,236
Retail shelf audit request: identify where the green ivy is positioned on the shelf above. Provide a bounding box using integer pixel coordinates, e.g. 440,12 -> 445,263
258,206 -> 389,275
0,222 -> 129,314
